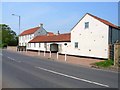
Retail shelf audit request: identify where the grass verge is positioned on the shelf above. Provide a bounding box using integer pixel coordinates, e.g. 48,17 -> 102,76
93,60 -> 114,68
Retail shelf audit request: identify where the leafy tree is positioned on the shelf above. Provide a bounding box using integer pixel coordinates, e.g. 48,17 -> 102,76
0,24 -> 18,47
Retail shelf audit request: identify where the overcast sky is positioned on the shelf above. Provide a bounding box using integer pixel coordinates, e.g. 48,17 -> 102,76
1,2 -> 118,35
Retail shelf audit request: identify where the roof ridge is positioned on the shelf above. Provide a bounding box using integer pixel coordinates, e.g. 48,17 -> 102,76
87,13 -> 118,29
19,27 -> 40,36
29,32 -> 71,43
23,26 -> 39,32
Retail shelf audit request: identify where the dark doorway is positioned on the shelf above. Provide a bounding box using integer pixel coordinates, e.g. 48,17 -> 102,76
50,44 -> 58,52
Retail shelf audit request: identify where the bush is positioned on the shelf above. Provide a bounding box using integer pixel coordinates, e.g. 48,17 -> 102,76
94,60 -> 114,68
0,43 -> 7,49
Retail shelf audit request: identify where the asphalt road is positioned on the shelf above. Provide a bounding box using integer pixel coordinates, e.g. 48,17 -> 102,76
2,50 -> 119,88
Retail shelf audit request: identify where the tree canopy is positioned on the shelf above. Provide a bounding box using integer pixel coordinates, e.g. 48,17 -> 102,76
0,24 -> 18,47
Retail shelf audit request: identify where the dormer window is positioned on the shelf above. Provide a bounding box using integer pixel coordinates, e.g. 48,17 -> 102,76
85,22 -> 89,29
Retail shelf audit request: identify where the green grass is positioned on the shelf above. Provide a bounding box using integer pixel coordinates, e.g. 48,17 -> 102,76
94,60 -> 114,68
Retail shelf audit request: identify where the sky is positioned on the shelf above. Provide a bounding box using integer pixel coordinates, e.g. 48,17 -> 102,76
1,2 -> 119,35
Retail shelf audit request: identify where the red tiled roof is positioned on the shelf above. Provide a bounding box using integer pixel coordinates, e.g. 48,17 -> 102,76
87,13 -> 118,29
19,27 -> 40,36
29,33 -> 71,43
47,32 -> 54,36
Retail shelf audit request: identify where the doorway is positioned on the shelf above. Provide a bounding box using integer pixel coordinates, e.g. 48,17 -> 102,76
50,44 -> 58,52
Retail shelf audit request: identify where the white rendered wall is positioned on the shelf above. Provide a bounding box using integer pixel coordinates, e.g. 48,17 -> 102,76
27,43 -> 46,51
19,27 -> 47,46
70,14 -> 109,59
27,42 -> 71,53
19,34 -> 34,46
34,27 -> 47,37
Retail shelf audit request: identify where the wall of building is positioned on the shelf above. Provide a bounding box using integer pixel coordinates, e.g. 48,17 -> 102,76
27,43 -> 45,51
19,34 -> 34,46
19,27 -> 47,46
70,14 -> 109,59
34,27 -> 47,37
27,42 -> 71,54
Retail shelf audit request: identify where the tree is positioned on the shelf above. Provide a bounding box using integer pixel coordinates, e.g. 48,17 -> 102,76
0,24 -> 18,47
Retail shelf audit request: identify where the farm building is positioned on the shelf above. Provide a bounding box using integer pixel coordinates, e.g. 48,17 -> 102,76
19,13 -> 120,59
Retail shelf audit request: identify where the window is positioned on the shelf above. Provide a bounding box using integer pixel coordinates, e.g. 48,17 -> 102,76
44,43 -> 47,48
85,22 -> 89,29
39,43 -> 41,47
64,43 -> 67,46
34,43 -> 36,47
75,42 -> 78,48
29,43 -> 31,47
30,35 -> 32,39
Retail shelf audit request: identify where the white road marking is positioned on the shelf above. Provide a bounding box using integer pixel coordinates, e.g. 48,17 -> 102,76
35,66 -> 109,88
7,56 -> 21,63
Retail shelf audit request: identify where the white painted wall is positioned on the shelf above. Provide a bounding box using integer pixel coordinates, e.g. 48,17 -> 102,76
70,14 -> 109,59
27,43 -> 45,51
27,42 -> 71,54
19,34 -> 34,46
34,27 -> 47,37
24,14 -> 119,59
19,26 -> 47,46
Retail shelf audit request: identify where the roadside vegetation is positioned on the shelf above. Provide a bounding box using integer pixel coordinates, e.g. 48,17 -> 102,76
0,24 -> 18,48
95,60 -> 114,67
92,60 -> 114,68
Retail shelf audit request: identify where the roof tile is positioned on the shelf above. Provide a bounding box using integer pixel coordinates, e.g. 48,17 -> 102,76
29,33 -> 71,43
19,27 -> 40,36
87,13 -> 118,29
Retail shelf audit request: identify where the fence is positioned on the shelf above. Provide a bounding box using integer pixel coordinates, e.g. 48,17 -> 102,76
109,42 -> 120,66
108,44 -> 114,60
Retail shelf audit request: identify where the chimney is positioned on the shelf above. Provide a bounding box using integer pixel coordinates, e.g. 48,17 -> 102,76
57,31 -> 60,35
39,23 -> 43,27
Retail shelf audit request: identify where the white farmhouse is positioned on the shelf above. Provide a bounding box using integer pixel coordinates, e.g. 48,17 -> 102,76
69,13 -> 120,59
19,24 -> 48,47
21,13 -> 120,59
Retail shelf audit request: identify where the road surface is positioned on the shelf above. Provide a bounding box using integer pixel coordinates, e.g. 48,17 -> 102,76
2,50 -> 118,88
